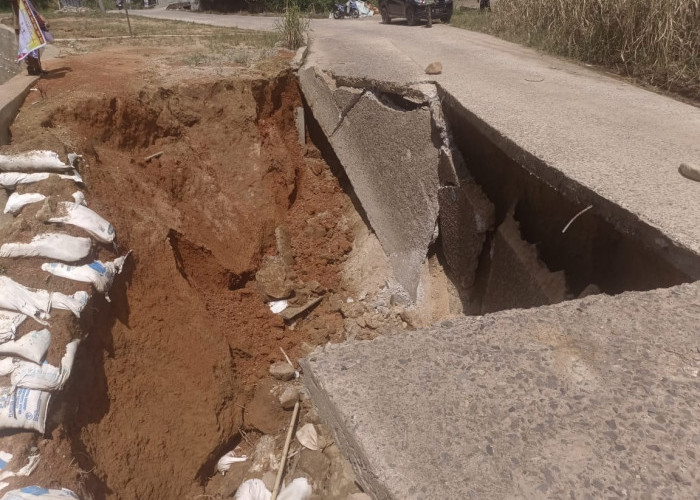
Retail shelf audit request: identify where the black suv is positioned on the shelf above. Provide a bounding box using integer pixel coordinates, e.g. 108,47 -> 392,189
379,0 -> 453,25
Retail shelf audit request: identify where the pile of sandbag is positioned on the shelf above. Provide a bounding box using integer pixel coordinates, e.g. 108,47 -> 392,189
0,151 -> 130,499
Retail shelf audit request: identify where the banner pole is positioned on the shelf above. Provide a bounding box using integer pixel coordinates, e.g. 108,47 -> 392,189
124,3 -> 133,37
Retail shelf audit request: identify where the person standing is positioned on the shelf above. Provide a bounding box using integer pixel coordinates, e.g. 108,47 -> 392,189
10,0 -> 47,76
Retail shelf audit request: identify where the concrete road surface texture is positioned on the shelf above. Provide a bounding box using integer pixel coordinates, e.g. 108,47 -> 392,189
32,6 -> 700,498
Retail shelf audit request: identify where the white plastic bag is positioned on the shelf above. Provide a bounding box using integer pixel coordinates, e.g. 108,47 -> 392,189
0,277 -> 51,325
3,193 -> 46,214
12,340 -> 79,392
0,234 -> 92,262
216,451 -> 247,475
0,171 -> 82,189
48,202 -> 115,243
0,487 -> 78,499
0,386 -> 51,433
0,151 -> 69,172
235,478 -> 312,500
42,254 -> 128,298
50,291 -> 89,318
0,311 -> 26,343
0,330 -> 51,364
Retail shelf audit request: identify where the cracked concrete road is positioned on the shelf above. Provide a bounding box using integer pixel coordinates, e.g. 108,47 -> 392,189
135,8 -> 700,270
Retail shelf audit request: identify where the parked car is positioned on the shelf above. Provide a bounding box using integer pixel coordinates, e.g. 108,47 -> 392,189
379,0 -> 453,25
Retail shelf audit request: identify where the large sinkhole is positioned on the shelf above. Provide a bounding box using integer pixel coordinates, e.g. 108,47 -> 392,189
2,68 -> 697,500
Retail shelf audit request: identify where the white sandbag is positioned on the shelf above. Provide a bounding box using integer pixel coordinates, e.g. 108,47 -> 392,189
0,311 -> 26,343
0,171 -> 83,189
0,277 -> 51,325
12,340 -> 79,392
235,478 -> 312,500
277,479 -> 313,500
47,202 -> 115,243
42,254 -> 128,298
0,359 -> 16,377
0,151 -> 69,172
0,487 -> 78,499
3,193 -> 46,214
0,387 -> 50,433
0,330 -> 51,364
50,291 -> 89,318
235,479 -> 271,500
71,191 -> 86,206
0,234 -> 92,262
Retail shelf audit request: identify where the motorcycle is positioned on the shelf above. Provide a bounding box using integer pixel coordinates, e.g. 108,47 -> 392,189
333,1 -> 360,19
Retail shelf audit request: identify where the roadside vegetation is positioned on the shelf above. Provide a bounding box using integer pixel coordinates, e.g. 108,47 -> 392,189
452,0 -> 700,102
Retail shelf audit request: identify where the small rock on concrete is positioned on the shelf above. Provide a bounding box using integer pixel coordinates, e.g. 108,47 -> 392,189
279,385 -> 301,410
270,362 -> 296,381
679,162 -> 700,182
425,61 -> 443,75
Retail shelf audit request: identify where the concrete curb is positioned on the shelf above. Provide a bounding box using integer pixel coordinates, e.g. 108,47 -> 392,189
0,43 -> 59,146
0,73 -> 38,145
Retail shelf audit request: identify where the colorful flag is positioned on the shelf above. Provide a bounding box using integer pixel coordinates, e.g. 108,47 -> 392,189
16,0 -> 46,63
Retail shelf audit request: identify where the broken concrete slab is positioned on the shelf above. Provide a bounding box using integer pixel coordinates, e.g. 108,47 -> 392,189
437,182 -> 494,290
301,73 -> 442,300
481,212 -> 567,313
332,92 -> 439,299
301,281 -> 700,499
298,67 -> 347,135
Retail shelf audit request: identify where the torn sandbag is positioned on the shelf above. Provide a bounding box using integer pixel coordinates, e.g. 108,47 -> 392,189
47,202 -> 115,243
0,359 -> 16,377
0,151 -> 70,173
216,451 -> 247,475
0,277 -> 51,325
0,171 -> 83,189
12,340 -> 79,392
0,486 -> 78,499
0,387 -> 51,433
71,191 -> 86,206
42,254 -> 129,299
0,330 -> 51,364
0,454 -> 41,482
50,291 -> 89,318
0,452 -> 12,471
235,478 -> 312,500
3,193 -> 46,215
0,234 -> 92,262
0,311 -> 26,343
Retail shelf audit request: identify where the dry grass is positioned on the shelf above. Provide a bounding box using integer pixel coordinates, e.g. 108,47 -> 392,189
453,0 -> 700,101
38,13 -> 280,68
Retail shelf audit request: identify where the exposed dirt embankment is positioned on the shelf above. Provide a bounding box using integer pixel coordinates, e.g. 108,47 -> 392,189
6,49 -> 358,498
